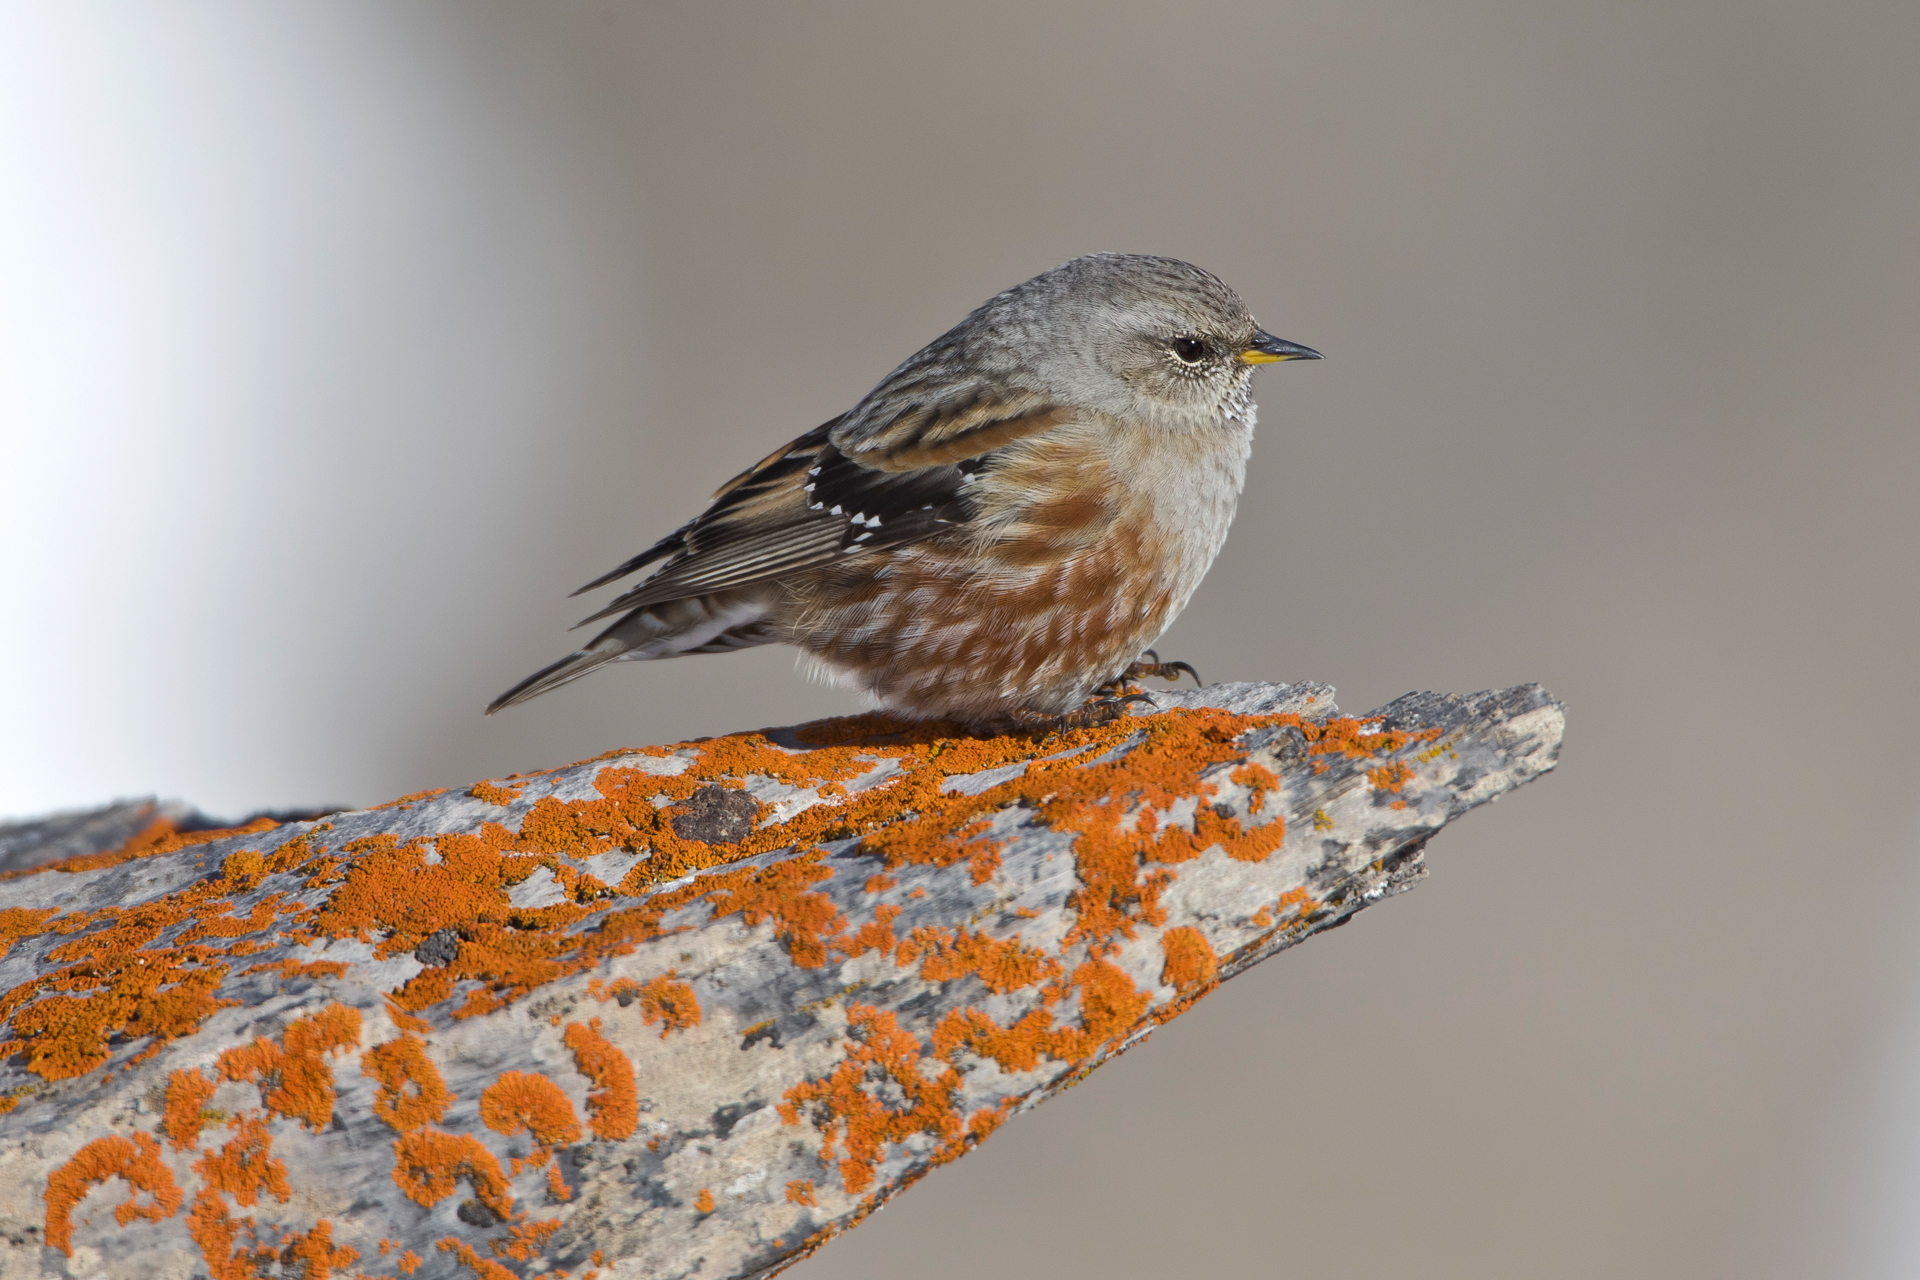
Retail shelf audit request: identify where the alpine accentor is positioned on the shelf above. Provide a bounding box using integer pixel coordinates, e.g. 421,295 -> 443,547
489,253 -> 1319,729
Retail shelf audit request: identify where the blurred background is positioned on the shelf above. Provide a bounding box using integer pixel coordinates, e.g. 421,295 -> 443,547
3,2 -> 1917,1275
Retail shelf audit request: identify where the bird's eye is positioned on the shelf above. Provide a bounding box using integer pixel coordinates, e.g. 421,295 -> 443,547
1171,337 -> 1207,364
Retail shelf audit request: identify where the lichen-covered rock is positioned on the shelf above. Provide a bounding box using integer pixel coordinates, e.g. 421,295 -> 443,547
0,682 -> 1562,1280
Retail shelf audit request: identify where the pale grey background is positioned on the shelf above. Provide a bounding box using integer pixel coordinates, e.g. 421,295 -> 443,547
3,3 -> 1918,1276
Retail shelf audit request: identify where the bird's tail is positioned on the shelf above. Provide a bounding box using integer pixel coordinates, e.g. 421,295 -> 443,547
486,588 -> 780,714
486,636 -> 631,714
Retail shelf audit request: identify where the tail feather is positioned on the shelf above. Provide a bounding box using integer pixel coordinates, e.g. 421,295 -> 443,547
486,589 -> 780,714
486,638 -> 629,714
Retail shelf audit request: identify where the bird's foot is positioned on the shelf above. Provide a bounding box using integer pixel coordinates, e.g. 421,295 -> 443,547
1093,649 -> 1202,699
987,692 -> 1157,737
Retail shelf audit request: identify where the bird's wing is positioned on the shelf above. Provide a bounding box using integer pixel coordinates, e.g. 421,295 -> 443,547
569,402 -> 1070,625
828,388 -> 1072,471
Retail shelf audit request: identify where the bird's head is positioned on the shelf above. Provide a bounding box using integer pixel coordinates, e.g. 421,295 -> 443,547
833,253 -> 1319,465
995,253 -> 1321,431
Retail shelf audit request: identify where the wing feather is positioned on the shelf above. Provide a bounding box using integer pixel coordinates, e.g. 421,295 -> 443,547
569,400 -> 1075,626
831,392 -> 1070,471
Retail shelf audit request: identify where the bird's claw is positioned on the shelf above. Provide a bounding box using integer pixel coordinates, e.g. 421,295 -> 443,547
1114,649 -> 1203,689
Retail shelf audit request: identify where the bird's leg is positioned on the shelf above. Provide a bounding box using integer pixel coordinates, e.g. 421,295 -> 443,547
1093,649 -> 1203,699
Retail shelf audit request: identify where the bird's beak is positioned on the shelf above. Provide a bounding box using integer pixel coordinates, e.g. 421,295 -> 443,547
1238,330 -> 1323,364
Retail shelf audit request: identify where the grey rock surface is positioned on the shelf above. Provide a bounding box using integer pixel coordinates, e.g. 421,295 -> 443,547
0,800 -> 340,876
0,800 -> 194,876
0,682 -> 1562,1279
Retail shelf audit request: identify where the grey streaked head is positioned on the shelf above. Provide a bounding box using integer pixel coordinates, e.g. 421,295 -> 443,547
835,253 -> 1320,456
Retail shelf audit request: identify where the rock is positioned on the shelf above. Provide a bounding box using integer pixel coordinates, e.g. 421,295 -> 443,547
0,682 -> 1562,1280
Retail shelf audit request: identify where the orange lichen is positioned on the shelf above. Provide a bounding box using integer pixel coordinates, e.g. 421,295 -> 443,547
780,1005 -> 963,1194
591,976 -> 642,1004
44,1131 -> 183,1256
862,874 -> 895,893
243,959 -> 349,981
1249,887 -> 1319,931
480,1071 -> 583,1161
1368,760 -> 1415,793
1230,761 -> 1281,814
195,1113 -> 290,1207
469,780 -> 525,806
927,958 -> 1150,1075
1158,926 -> 1218,996
563,1018 -> 637,1140
1054,958 -> 1151,1051
0,906 -> 58,959
700,856 -> 845,968
384,1001 -> 432,1035
218,1003 -> 362,1130
391,1129 -> 513,1219
397,1249 -> 424,1274
187,1188 -> 272,1280
546,1163 -> 572,1201
489,1217 -> 562,1262
179,894 -> 294,943
283,1220 -> 359,1280
436,1237 -> 518,1280
0,839 -> 334,1080
845,708 -> 1328,957
173,705 -> 1387,1038
900,927 -> 1062,994
832,904 -> 903,961
786,1179 -> 818,1207
362,1032 -> 454,1130
2,814 -> 282,881
220,850 -> 270,890
374,789 -> 449,810
694,1188 -> 715,1214
0,903 -> 241,1079
164,1067 -> 221,1150
633,971 -> 702,1038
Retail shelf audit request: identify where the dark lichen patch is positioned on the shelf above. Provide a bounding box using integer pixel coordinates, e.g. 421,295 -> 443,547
670,787 -> 761,845
741,1020 -> 785,1051
413,930 -> 461,969
710,1101 -> 765,1140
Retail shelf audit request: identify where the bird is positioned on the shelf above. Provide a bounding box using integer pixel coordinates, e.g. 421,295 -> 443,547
488,253 -> 1320,731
